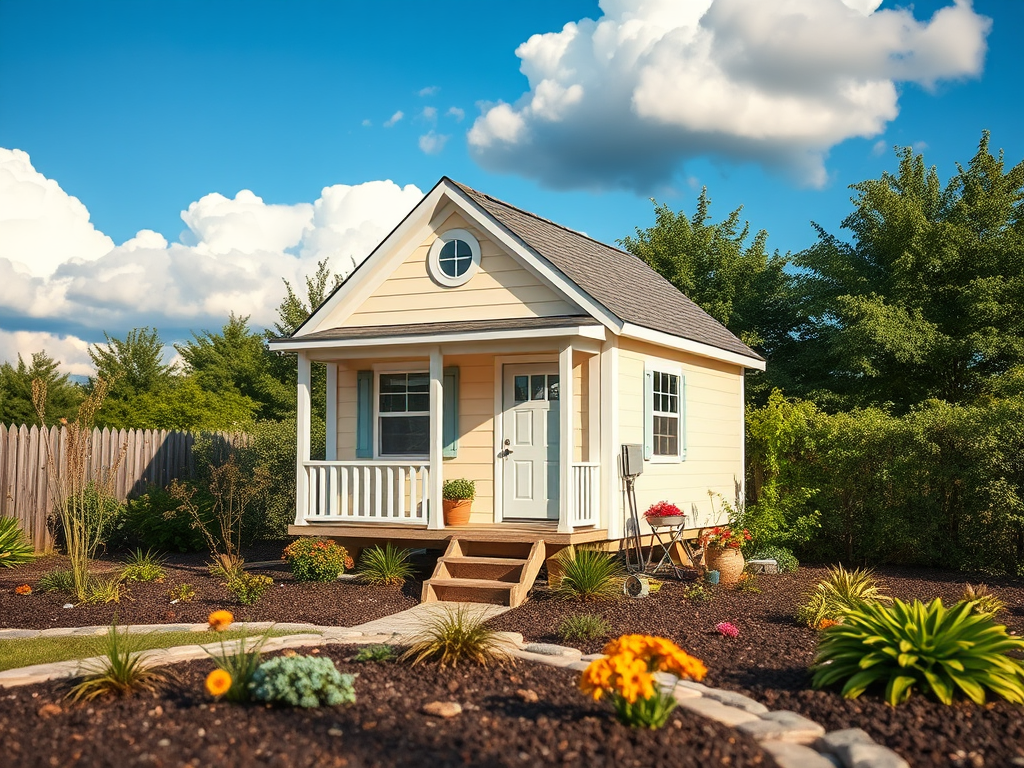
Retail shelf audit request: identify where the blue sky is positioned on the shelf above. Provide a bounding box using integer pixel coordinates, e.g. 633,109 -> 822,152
0,0 -> 1021,373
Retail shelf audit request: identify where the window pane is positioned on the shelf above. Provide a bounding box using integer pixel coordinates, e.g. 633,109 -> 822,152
531,375 -> 547,400
653,415 -> 679,456
514,375 -> 529,402
407,393 -> 429,412
439,239 -> 471,277
547,374 -> 559,400
380,415 -> 429,455
407,372 -> 429,392
380,373 -> 407,393
379,394 -> 406,413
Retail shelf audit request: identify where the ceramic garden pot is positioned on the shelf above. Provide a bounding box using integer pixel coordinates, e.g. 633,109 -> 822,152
646,514 -> 687,528
442,499 -> 472,526
704,546 -> 744,584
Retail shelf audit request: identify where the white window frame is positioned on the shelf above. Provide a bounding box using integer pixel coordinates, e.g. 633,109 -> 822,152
427,228 -> 481,288
646,361 -> 684,464
372,365 -> 430,459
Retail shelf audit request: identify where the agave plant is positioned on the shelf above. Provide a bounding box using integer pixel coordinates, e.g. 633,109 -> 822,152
0,516 -> 35,569
960,583 -> 1006,619
811,598 -> 1024,706
359,543 -> 414,586
796,565 -> 889,628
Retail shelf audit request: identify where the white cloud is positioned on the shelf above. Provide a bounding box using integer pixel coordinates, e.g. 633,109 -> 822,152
418,131 -> 450,156
418,85 -> 440,97
0,148 -> 423,373
361,119 -> 372,127
447,107 -> 465,122
383,111 -> 404,127
468,0 -> 991,191
421,106 -> 438,123
872,139 -> 888,157
0,329 -> 93,376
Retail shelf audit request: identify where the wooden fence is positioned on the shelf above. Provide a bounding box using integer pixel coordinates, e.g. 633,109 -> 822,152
0,424 -> 243,552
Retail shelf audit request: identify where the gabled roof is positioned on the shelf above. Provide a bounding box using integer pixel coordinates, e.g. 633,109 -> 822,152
448,180 -> 760,361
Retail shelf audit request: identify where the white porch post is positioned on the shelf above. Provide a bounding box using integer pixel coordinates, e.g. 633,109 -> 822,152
428,347 -> 445,529
600,339 -> 619,537
558,341 -> 574,533
295,352 -> 312,526
325,363 -> 338,461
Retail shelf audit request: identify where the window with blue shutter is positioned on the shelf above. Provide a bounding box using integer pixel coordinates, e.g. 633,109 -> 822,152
443,367 -> 459,458
356,370 -> 373,458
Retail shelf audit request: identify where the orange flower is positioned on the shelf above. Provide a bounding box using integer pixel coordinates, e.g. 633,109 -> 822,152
205,669 -> 232,697
14,584 -> 32,596
816,618 -> 840,631
208,610 -> 234,632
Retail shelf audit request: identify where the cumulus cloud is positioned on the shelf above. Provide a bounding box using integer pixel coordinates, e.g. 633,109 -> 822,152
468,0 -> 991,190
418,131 -> 450,155
0,148 -> 423,372
383,111 -> 404,127
421,106 -> 438,123
418,85 -> 440,97
0,329 -> 93,376
447,107 -> 465,122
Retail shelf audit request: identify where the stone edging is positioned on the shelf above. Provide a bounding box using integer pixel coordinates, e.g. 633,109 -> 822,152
510,642 -> 910,768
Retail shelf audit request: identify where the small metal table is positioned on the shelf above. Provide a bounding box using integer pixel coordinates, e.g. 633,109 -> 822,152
644,518 -> 701,579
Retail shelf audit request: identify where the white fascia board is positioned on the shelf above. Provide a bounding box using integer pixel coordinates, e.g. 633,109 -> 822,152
268,323 -> 607,353
620,323 -> 766,371
297,184 -> 449,337
442,181 -> 623,334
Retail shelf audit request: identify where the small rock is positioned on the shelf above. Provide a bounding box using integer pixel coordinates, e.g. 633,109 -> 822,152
328,727 -> 343,737
281,649 -> 298,658
147,706 -> 163,717
169,599 -> 179,605
37,703 -> 62,718
516,689 -> 539,703
422,701 -> 462,718
523,643 -> 581,658
62,603 -> 73,609
447,679 -> 460,693
196,728 -> 206,738
157,739 -> 170,747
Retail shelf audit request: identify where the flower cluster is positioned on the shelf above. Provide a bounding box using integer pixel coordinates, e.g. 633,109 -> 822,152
208,610 -> 234,632
283,538 -> 349,582
715,621 -> 740,638
580,635 -> 706,703
699,526 -> 751,550
644,501 -> 682,520
14,584 -> 31,596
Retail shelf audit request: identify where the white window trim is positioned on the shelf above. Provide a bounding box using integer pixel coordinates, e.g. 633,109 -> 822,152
427,228 -> 481,287
646,361 -> 684,464
372,367 -> 430,460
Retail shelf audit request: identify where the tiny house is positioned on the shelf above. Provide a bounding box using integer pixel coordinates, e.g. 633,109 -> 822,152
268,178 -> 764,606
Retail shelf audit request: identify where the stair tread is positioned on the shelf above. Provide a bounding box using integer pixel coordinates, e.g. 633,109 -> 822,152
443,556 -> 528,566
426,577 -> 517,589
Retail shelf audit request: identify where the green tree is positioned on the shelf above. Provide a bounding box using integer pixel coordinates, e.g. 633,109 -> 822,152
0,351 -> 83,426
89,328 -> 175,398
795,132 -> 1024,411
97,376 -> 257,432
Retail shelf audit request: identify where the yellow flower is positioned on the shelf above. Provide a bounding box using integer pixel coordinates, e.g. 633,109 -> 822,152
205,669 -> 232,697
208,610 -> 234,632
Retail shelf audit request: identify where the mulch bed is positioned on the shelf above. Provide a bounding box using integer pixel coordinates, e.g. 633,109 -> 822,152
0,544 -> 422,630
0,645 -> 777,768
488,565 -> 1024,768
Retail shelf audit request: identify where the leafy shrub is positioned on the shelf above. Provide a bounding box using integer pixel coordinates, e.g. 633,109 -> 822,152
359,544 -> 413,586
442,478 -> 475,501
557,614 -> 611,643
283,538 -> 348,582
748,545 -> 799,573
960,584 -> 1006,619
353,644 -> 396,662
37,568 -> 75,593
796,565 -> 889,628
684,582 -> 714,604
120,549 -> 166,582
0,516 -> 34,568
554,547 -> 622,600
812,598 -> 1024,705
402,605 -> 512,668
68,623 -> 166,701
114,485 -> 207,553
168,583 -> 196,602
227,573 -> 274,605
250,656 -> 356,708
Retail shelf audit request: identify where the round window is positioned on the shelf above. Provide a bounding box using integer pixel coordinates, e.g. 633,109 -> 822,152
427,229 -> 481,287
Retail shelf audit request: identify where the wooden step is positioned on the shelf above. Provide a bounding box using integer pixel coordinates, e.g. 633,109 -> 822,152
425,578 -> 516,590
443,556 -> 528,566
421,538 -> 547,607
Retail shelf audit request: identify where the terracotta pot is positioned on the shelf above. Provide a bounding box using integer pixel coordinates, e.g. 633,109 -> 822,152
704,546 -> 745,584
443,499 -> 473,526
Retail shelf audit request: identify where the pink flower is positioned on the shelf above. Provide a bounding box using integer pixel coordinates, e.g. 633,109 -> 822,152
715,621 -> 740,638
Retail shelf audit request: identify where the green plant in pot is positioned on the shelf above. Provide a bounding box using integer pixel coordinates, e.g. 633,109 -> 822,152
442,479 -> 475,526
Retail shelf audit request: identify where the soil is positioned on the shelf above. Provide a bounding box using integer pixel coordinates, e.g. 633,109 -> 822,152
0,543 -> 423,630
0,645 -> 777,768
488,565 -> 1024,768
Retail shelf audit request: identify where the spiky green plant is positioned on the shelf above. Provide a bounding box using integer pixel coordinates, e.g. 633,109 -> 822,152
206,628 -> 272,702
67,623 -> 166,701
553,547 -> 623,600
796,565 -> 889,628
120,548 -> 166,582
352,644 -> 396,662
83,575 -> 124,604
37,568 -> 75,593
359,543 -> 413,587
0,516 -> 35,568
960,584 -> 1006,619
401,605 -> 512,668
812,598 -> 1024,706
557,613 -> 611,643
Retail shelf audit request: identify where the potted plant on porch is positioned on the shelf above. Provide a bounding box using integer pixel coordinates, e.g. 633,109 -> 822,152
698,526 -> 751,585
643,501 -> 686,528
442,479 -> 475,526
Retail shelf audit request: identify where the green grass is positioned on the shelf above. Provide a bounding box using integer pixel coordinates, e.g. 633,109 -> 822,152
0,629 -> 312,672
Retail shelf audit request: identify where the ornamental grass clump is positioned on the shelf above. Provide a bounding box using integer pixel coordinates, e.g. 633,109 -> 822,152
558,613 -> 612,643
250,656 -> 356,708
959,583 -> 1006,619
120,548 -> 166,583
0,516 -> 35,569
402,605 -> 512,668
68,622 -> 166,701
811,598 -> 1024,706
282,538 -> 348,582
579,635 -> 707,729
796,565 -> 889,628
359,543 -> 413,587
554,547 -> 623,600
37,568 -> 75,594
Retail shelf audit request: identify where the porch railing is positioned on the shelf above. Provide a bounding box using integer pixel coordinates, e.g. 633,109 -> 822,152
570,462 -> 600,528
302,461 -> 430,524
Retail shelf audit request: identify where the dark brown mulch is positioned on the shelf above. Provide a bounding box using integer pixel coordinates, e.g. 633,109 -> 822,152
488,565 -> 1024,768
0,646 -> 777,768
0,544 -> 423,629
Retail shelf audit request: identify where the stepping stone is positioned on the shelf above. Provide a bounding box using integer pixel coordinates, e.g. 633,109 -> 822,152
747,559 -> 778,574
522,643 -> 581,658
675,696 -> 761,727
816,729 -> 910,768
762,740 -> 840,768
698,686 -> 769,715
738,710 -> 825,744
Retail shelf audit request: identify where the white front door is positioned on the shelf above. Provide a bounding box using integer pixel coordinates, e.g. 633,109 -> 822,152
501,364 -> 560,520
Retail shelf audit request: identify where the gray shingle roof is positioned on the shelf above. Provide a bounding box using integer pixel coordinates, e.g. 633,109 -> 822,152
449,180 -> 761,361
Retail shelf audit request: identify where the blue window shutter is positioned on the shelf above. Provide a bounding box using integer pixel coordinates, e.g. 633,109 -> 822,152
680,374 -> 687,461
643,369 -> 653,460
442,366 -> 459,458
356,370 -> 372,459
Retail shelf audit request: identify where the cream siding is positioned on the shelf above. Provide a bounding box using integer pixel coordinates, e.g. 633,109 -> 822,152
337,212 -> 581,328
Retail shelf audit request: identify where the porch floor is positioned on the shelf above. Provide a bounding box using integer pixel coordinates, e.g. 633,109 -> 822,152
288,522 -> 610,547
